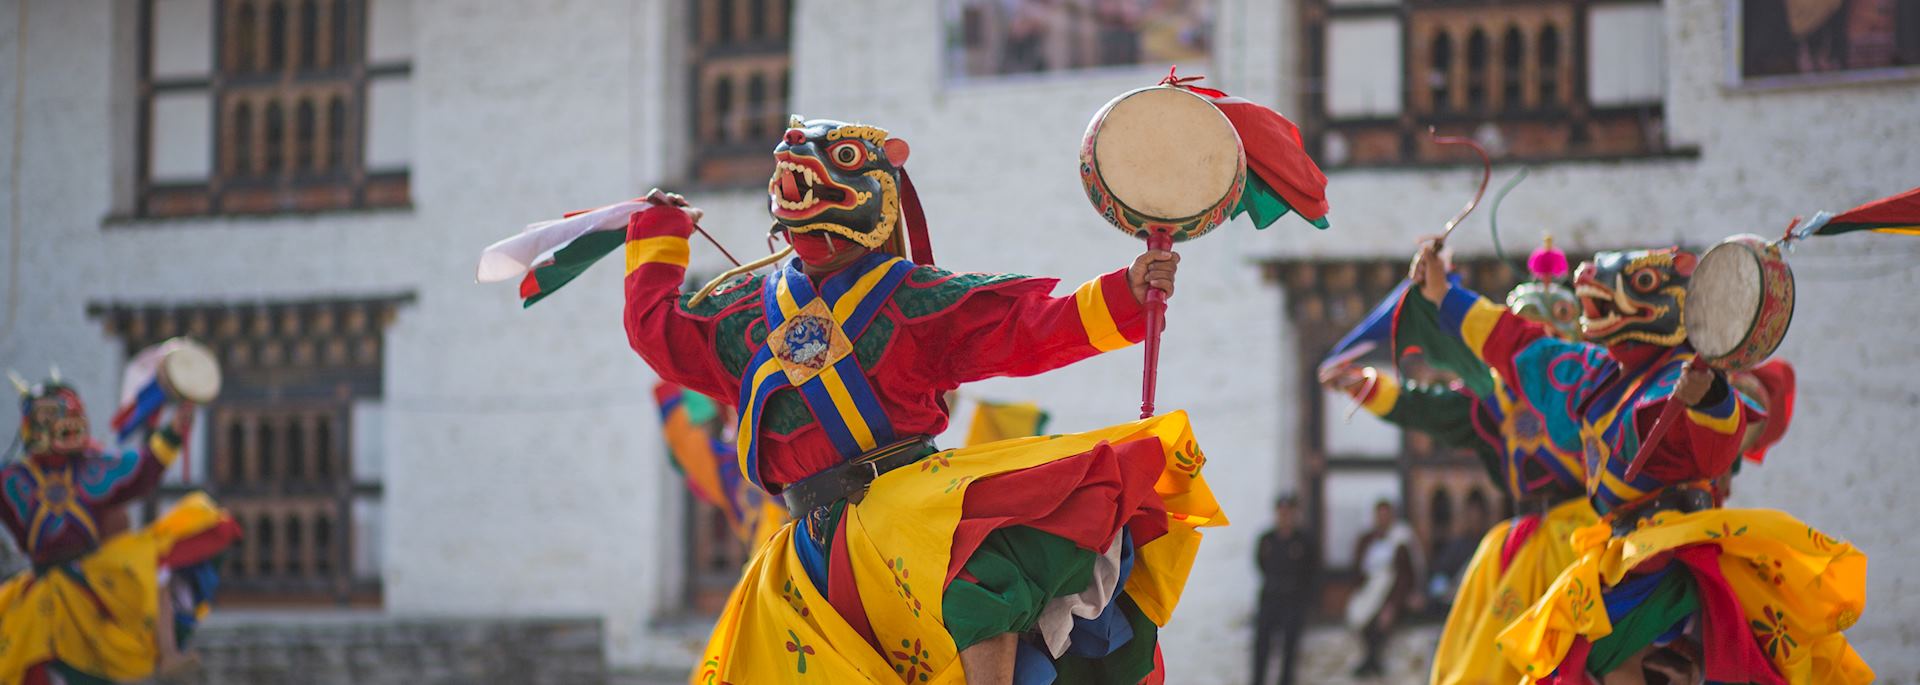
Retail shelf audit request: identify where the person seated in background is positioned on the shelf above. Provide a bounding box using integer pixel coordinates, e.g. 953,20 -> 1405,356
1345,499 -> 1419,678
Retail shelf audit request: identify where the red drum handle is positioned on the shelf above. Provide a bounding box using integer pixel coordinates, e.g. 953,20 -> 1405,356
1622,396 -> 1687,483
1140,232 -> 1173,419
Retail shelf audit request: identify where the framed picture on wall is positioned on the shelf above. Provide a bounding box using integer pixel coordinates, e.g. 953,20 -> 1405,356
943,0 -> 1214,81
1730,0 -> 1920,87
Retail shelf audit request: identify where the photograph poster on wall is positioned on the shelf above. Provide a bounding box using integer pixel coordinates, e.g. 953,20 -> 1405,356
945,0 -> 1214,80
1736,0 -> 1920,84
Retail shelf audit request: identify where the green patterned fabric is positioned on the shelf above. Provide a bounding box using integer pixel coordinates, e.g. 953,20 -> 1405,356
942,526 -> 1097,651
854,315 -> 893,370
1395,289 -> 1497,399
712,308 -> 761,380
897,266 -> 1028,320
1382,380 -> 1503,486
764,390 -> 814,436
678,274 -> 764,316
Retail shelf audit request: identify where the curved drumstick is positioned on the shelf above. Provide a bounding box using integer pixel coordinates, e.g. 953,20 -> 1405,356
1430,128 -> 1492,248
692,224 -> 743,268
690,246 -> 794,307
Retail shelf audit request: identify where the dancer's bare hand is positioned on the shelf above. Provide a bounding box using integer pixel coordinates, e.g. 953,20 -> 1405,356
1409,241 -> 1450,304
1318,364 -> 1373,398
1673,361 -> 1721,407
1129,250 -> 1180,304
645,188 -> 704,225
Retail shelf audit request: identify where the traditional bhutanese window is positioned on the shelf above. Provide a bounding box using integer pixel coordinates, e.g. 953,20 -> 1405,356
92,295 -> 411,606
1299,0 -> 1674,167
1502,26 -> 1526,108
136,0 -> 412,218
690,0 -> 793,187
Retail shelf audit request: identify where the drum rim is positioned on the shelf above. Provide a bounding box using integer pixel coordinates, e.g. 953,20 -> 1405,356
1686,238 -> 1793,366
1086,85 -> 1244,226
158,337 -> 223,402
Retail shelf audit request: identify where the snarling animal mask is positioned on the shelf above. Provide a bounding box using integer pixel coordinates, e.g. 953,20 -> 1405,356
1573,248 -> 1696,347
768,117 -> 912,259
18,380 -> 89,456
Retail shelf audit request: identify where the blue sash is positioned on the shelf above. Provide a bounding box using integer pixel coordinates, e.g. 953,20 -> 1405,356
736,253 -> 915,491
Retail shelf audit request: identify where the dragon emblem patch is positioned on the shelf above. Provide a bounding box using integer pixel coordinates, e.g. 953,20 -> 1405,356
768,299 -> 853,384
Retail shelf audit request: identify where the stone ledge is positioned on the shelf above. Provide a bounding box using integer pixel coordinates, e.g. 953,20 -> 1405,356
164,613 -> 606,685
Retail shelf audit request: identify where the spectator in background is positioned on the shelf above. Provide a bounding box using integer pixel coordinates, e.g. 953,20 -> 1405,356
1426,494 -> 1491,613
1345,499 -> 1419,678
1251,494 -> 1316,685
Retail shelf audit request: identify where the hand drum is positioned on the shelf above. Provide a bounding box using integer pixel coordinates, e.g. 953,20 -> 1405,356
1080,85 -> 1245,244
1080,85 -> 1246,418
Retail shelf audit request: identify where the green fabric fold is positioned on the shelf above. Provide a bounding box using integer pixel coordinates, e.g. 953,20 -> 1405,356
1585,571 -> 1701,676
942,526 -> 1097,651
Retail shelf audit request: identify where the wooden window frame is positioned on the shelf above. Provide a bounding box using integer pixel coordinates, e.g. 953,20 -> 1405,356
91,294 -> 411,607
686,0 -> 792,188
1298,0 -> 1688,168
135,0 -> 410,219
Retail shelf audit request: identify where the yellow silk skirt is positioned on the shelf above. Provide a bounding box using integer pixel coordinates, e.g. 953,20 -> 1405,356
692,412 -> 1224,685
1431,497 -> 1598,685
1496,508 -> 1871,684
0,493 -> 231,684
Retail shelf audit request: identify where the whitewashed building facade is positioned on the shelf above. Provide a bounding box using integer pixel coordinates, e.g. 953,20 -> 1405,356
1,0 -> 1916,682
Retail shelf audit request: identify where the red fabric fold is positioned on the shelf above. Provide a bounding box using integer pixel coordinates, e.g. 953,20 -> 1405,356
827,513 -> 880,650
943,438 -> 1170,586
900,168 -> 935,266
158,515 -> 243,569
1675,544 -> 1786,685
1500,513 -> 1543,575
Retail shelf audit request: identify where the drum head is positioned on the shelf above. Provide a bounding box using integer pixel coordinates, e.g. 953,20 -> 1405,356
1685,242 -> 1763,359
160,338 -> 223,403
1092,87 -> 1241,220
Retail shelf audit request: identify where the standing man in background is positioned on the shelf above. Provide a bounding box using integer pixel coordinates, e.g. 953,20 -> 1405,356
1251,494 -> 1316,685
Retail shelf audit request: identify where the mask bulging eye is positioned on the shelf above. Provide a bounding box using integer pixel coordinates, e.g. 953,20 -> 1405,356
1552,300 -> 1578,322
827,141 -> 866,170
1630,269 -> 1661,293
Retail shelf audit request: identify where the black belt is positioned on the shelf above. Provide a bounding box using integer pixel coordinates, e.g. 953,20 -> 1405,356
780,436 -> 937,514
1609,484 -> 1715,537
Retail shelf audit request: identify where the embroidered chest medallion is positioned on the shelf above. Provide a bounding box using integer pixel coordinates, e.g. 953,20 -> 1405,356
767,298 -> 853,385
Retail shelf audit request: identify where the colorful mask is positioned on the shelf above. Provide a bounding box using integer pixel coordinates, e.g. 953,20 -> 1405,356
18,380 -> 89,456
1505,235 -> 1579,340
1573,247 -> 1696,347
768,116 -> 910,254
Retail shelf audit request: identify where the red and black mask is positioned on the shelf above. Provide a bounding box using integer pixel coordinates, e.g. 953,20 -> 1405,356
768,117 -> 912,265
1573,248 -> 1696,347
20,382 -> 90,457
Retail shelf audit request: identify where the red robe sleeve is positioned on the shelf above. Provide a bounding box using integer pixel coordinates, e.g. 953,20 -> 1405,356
911,268 -> 1148,385
621,205 -> 743,403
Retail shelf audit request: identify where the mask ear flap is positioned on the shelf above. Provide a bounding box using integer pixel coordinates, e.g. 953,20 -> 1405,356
884,138 -> 911,167
1673,251 -> 1698,277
